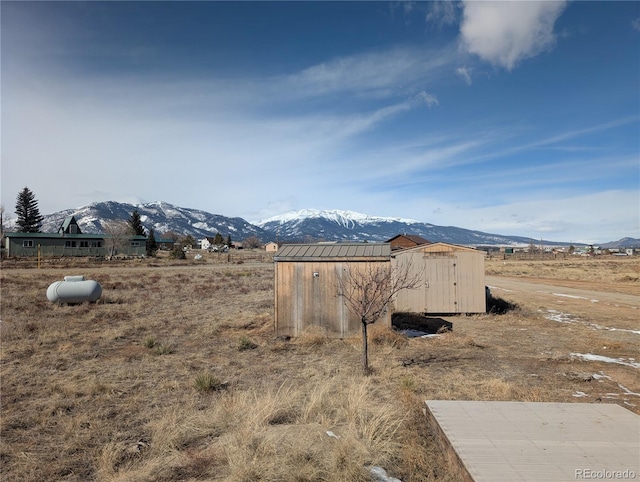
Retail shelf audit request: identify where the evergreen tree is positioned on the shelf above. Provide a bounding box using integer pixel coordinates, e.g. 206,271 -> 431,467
213,233 -> 224,246
183,234 -> 195,248
146,228 -> 158,256
226,234 -> 232,247
14,187 -> 44,233
128,209 -> 146,236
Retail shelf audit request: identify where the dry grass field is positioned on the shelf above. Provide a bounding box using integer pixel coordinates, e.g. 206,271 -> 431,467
1,252 -> 638,481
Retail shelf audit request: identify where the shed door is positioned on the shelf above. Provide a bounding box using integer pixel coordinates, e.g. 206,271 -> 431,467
424,256 -> 458,313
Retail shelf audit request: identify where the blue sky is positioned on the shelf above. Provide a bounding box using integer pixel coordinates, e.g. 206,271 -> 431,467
2,1 -> 638,243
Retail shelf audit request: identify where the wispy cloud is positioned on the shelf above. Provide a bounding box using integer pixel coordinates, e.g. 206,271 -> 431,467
459,1 -> 568,70
426,1 -> 458,28
412,91 -> 439,107
279,46 -> 452,101
456,66 -> 472,85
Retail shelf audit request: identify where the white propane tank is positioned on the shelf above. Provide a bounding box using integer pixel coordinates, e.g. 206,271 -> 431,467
47,276 -> 102,304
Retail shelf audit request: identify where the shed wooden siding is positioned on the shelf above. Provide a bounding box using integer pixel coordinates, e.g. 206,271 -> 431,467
393,243 -> 486,314
274,243 -> 391,337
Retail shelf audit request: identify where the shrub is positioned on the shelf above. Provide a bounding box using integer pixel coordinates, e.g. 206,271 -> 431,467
169,246 -> 186,259
237,336 -> 258,351
194,373 -> 224,393
152,343 -> 174,355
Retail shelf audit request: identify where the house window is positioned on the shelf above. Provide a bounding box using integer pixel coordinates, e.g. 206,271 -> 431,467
91,241 -> 102,248
65,240 -> 77,248
79,241 -> 89,248
22,240 -> 34,248
70,225 -> 78,234
130,241 -> 141,247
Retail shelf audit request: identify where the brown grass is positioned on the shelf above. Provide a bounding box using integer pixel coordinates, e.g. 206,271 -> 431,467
1,252 -> 638,481
486,255 -> 640,290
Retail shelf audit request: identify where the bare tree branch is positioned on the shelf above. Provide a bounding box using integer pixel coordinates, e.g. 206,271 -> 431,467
102,220 -> 131,259
337,258 -> 422,373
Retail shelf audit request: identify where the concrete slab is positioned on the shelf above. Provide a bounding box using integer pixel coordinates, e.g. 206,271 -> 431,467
425,401 -> 640,482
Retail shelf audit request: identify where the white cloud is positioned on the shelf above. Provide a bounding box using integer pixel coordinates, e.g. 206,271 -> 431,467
460,1 -> 568,70
632,17 -> 640,32
413,91 -> 439,107
426,1 -> 458,28
456,66 -> 472,85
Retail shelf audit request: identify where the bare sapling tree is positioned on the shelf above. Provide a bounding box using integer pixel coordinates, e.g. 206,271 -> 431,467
102,220 -> 131,259
337,259 -> 422,374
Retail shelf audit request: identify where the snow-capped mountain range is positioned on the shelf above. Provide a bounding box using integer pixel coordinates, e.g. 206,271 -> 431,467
29,201 -> 266,241
7,201 -> 636,247
257,209 -> 557,246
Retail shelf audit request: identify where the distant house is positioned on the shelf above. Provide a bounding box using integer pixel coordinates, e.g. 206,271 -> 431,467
156,238 -> 176,251
4,216 -> 147,258
201,237 -> 216,251
386,234 -> 432,251
265,241 -> 279,252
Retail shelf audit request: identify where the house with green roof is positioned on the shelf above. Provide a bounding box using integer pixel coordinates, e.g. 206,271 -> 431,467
4,216 -> 146,258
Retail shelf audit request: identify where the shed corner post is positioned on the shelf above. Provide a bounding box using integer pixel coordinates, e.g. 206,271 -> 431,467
273,259 -> 279,335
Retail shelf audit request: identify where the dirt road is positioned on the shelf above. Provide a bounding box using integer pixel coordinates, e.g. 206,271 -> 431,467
486,275 -> 640,311
485,275 -> 639,335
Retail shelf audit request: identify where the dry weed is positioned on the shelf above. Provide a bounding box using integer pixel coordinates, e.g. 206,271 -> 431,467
1,253 -> 638,481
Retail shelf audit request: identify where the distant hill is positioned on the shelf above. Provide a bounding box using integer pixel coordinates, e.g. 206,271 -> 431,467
600,237 -> 640,249
7,202 -> 626,247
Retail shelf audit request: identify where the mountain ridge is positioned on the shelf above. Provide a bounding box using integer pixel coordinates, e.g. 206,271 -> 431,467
5,201 -> 637,247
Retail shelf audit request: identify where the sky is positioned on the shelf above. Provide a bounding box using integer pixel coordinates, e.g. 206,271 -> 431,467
1,1 -> 638,244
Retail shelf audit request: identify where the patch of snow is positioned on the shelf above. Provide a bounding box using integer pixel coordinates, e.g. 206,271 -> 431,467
486,285 -> 514,293
605,327 -> 640,335
325,431 -> 340,439
544,309 -> 574,323
543,310 -> 640,335
592,373 -> 612,381
553,293 -> 588,300
368,466 -> 402,482
570,353 -> 640,369
618,384 -> 640,397
572,391 -> 589,398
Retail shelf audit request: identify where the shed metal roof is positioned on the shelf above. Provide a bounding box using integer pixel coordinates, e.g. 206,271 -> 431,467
275,243 -> 390,261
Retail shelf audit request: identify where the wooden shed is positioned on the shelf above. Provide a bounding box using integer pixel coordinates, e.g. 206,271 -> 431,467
393,242 -> 486,314
274,243 -> 392,337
